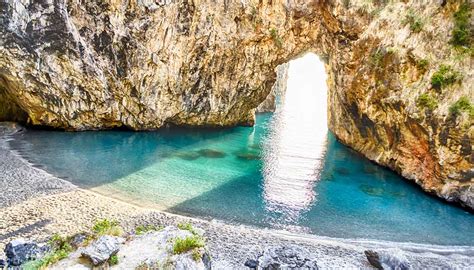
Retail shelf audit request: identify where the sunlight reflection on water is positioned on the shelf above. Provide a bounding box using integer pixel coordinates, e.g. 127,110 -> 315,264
262,53 -> 328,224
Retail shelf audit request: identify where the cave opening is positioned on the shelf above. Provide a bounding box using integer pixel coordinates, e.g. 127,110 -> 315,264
260,52 -> 330,221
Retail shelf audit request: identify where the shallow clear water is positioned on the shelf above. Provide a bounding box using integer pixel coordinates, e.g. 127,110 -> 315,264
9,54 -> 474,246
9,113 -> 474,246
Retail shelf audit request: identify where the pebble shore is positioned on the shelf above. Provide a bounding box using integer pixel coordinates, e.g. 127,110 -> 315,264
1,124 -> 473,268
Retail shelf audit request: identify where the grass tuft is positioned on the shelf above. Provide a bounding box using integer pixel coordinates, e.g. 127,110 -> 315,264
416,59 -> 429,72
402,9 -> 424,33
109,254 -> 119,266
23,234 -> 73,269
135,224 -> 163,235
450,2 -> 471,47
430,65 -> 462,90
177,222 -> 197,234
92,219 -> 124,237
172,235 -> 205,255
449,96 -> 473,117
416,93 -> 438,111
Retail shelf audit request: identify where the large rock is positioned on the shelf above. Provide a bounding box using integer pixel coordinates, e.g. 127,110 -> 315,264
0,1 -> 472,208
0,122 -> 23,137
4,239 -> 48,266
117,226 -> 210,270
365,249 -> 411,270
257,63 -> 289,113
81,236 -> 125,266
246,245 -> 318,270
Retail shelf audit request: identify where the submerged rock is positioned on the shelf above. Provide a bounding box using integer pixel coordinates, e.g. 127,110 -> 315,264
197,149 -> 226,158
247,245 -> 318,270
234,150 -> 261,161
81,236 -> 125,266
365,249 -> 410,270
176,151 -> 201,161
4,239 -> 48,266
359,185 -> 385,197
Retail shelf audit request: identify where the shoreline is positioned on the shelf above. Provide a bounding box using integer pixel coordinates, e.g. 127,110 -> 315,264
1,126 -> 474,268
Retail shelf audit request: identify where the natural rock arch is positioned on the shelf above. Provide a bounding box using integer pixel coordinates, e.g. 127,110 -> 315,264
0,0 -> 472,208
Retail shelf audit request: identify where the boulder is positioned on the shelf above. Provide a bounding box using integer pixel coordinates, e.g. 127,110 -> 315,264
364,249 -> 410,270
247,245 -> 318,270
4,239 -> 48,266
81,236 -> 125,266
244,258 -> 258,269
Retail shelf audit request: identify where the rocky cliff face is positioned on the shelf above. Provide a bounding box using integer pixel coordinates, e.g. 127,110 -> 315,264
256,63 -> 289,113
0,0 -> 472,208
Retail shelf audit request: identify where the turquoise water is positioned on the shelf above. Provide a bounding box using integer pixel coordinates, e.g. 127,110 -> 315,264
8,54 -> 474,246
9,113 -> 474,246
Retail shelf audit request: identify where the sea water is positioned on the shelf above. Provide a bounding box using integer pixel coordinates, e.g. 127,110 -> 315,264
8,53 -> 474,246
9,113 -> 474,246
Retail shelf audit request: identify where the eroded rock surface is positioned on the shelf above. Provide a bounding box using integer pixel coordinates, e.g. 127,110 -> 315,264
365,249 -> 411,270
257,63 -> 289,113
81,236 -> 125,266
246,245 -> 319,270
0,1 -> 472,207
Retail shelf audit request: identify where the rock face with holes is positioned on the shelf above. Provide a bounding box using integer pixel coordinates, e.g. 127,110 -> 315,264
0,1 -> 472,208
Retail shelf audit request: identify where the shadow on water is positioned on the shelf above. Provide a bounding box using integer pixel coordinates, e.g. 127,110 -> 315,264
167,132 -> 474,245
8,125 -> 253,188
166,173 -> 266,225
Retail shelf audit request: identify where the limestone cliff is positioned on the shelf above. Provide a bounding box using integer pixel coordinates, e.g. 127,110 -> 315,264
0,0 -> 472,208
256,63 -> 289,113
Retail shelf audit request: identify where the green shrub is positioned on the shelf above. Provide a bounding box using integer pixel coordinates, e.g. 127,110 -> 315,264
92,219 -> 123,237
270,28 -> 283,48
449,96 -> 473,117
177,222 -> 197,234
109,254 -> 119,265
135,224 -> 163,235
450,2 -> 471,47
24,234 -> 73,269
402,9 -> 424,33
430,65 -> 462,89
416,93 -> 438,110
172,235 -> 205,255
416,58 -> 429,72
192,249 -> 202,261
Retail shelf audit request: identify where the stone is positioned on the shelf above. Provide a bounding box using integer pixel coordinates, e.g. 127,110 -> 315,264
70,233 -> 90,248
113,226 -> 208,269
81,236 -> 125,266
365,249 -> 411,270
0,122 -> 23,137
202,251 -> 212,270
255,245 -> 318,270
245,258 -> 258,269
4,239 -> 47,266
